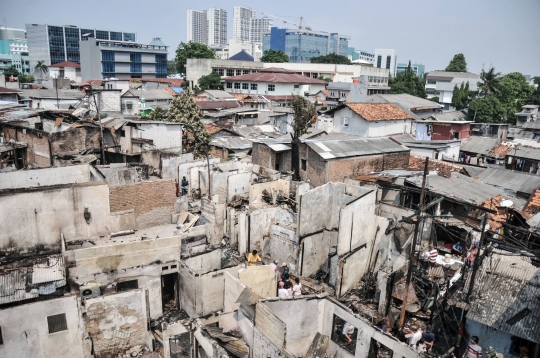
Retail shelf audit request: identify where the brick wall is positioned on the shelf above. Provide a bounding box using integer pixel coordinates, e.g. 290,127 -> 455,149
209,147 -> 228,161
109,179 -> 176,229
85,290 -> 147,356
3,126 -> 51,167
301,145 -> 327,187
252,143 -> 274,169
49,127 -> 101,156
383,152 -> 410,170
253,327 -> 285,358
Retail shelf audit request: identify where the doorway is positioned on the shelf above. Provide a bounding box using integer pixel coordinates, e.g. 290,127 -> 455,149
161,273 -> 178,311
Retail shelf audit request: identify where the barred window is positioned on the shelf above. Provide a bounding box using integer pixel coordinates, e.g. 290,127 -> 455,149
47,313 -> 67,334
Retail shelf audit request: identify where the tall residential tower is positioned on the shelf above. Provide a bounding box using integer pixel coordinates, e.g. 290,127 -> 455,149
233,7 -> 255,42
186,8 -> 227,47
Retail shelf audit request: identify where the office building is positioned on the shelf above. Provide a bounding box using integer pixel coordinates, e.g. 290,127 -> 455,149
0,38 -> 28,55
263,27 -> 349,63
425,71 -> 480,111
25,23 -> 136,71
186,8 -> 227,47
80,37 -> 168,81
0,26 -> 25,41
187,10 -> 208,44
374,48 -> 397,77
233,7 -> 255,42
249,17 -> 272,44
397,63 -> 425,78
347,47 -> 375,65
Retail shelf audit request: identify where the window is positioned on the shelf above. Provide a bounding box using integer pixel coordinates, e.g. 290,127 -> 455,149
234,82 -> 240,89
340,91 -> 346,99
268,84 -> 275,92
117,279 -> 138,292
216,68 -> 224,76
110,31 -> 122,41
226,82 -> 232,89
226,69 -> 234,76
386,55 -> 391,69
130,63 -> 142,73
243,70 -> 250,75
47,313 -> 68,334
294,84 -> 300,89
123,33 -> 136,42
250,83 -> 257,91
102,62 -> 115,73
155,54 -> 167,63
156,64 -> 167,74
301,159 -> 307,171
376,55 -> 382,67
330,91 -> 335,97
242,83 -> 249,90
102,51 -> 114,62
236,70 -> 242,75
130,53 -> 141,62
341,117 -> 350,127
95,30 -> 109,40
330,315 -> 357,355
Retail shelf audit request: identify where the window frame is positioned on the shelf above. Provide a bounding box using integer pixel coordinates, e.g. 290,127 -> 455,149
47,313 -> 68,334
250,83 -> 257,91
268,84 -> 275,92
116,279 -> 139,292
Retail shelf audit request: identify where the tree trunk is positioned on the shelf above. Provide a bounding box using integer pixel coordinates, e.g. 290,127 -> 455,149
292,136 -> 300,181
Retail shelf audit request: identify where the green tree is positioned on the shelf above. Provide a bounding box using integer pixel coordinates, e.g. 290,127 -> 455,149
498,72 -> 533,120
451,82 -> 472,110
529,76 -> 540,105
175,41 -> 217,76
18,74 -> 35,83
167,88 -> 210,158
429,96 -> 440,103
317,75 -> 332,82
145,106 -> 168,120
34,60 -> 48,78
260,50 -> 289,63
389,61 -> 426,98
198,71 -> 223,90
468,95 -> 505,123
167,60 -> 177,75
291,96 -> 317,180
20,52 -> 29,56
478,67 -> 501,96
3,65 -> 19,76
445,53 -> 467,72
310,53 -> 351,64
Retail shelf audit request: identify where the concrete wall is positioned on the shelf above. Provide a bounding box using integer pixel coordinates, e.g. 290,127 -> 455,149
255,302 -> 286,350
227,171 -> 252,203
0,295 -> 84,358
85,289 -> 149,356
336,190 -> 377,255
136,123 -> 182,150
0,164 -> 96,190
333,107 -> 413,138
162,153 -> 194,180
178,157 -> 220,195
184,249 -> 222,274
0,182 -> 113,253
249,179 -> 290,205
465,319 -> 513,357
300,230 -> 337,277
249,207 -> 296,252
238,265 -> 278,298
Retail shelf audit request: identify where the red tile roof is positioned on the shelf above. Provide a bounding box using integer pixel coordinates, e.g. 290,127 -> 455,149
346,103 -> 413,121
524,189 -> 540,217
222,68 -> 327,85
205,123 -> 235,135
49,61 -> 81,68
489,143 -> 514,158
0,87 -> 22,93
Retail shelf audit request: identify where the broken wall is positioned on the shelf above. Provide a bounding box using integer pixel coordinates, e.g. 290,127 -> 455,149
0,182 -> 112,253
183,248 -> 222,274
300,230 -> 337,277
161,153 -> 194,180
178,157 -> 220,195
227,171 -> 252,203
249,179 -> 290,205
0,295 -> 84,358
109,179 -> 176,229
249,207 -> 295,253
85,289 -> 149,357
238,265 -> 277,298
336,190 -> 377,255
200,197 -> 226,246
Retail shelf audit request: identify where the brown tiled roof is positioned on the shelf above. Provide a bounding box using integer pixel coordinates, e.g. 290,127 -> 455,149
116,78 -> 184,87
0,87 -> 22,93
229,93 -> 249,101
264,95 -> 296,101
347,103 -> 413,121
192,97 -> 208,102
49,61 -> 81,68
196,100 -> 241,110
524,189 -> 540,217
407,155 -> 463,178
204,123 -> 235,135
222,68 -> 327,85
490,143 -> 514,158
162,87 -> 178,96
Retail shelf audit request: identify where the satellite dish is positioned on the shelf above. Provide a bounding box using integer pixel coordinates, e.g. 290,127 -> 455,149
501,200 -> 513,208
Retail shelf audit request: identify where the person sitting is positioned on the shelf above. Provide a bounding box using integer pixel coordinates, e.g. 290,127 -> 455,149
278,281 -> 289,297
342,322 -> 355,344
247,250 -> 262,266
453,242 -> 463,255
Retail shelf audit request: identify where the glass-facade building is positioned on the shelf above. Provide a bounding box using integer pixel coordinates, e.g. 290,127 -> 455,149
397,63 -> 425,78
26,23 -> 137,71
263,27 -> 349,63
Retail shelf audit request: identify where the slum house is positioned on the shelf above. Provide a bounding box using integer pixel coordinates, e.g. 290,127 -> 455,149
415,116 -> 473,141
0,141 -> 27,170
1,110 -> 102,167
18,88 -> 86,110
367,93 -> 442,119
471,122 -> 509,140
196,90 -> 237,101
459,136 -> 499,165
205,123 -> 253,161
515,104 -> 539,128
100,117 -> 183,174
0,86 -> 22,103
464,166 -> 540,199
392,134 -> 462,160
120,88 -> 174,116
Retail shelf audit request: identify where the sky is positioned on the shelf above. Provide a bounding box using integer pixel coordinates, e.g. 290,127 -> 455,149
3,0 -> 539,75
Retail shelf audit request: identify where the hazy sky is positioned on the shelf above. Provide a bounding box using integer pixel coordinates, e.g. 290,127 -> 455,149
3,0 -> 539,75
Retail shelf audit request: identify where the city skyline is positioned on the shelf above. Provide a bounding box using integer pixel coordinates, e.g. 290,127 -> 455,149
2,0 -> 539,75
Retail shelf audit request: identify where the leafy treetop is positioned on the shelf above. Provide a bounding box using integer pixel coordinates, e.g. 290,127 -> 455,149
260,50 -> 289,63
445,53 -> 467,72
389,61 -> 426,98
175,41 -> 217,76
310,53 -> 351,64
198,71 -> 223,91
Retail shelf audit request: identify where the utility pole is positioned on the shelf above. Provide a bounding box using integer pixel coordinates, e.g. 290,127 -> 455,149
398,157 -> 429,329
55,76 -> 60,110
466,213 -> 488,301
90,87 -> 106,165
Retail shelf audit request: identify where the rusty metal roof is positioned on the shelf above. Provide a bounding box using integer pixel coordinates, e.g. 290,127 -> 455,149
235,287 -> 262,306
0,268 -> 39,304
204,326 -> 249,357
32,255 -> 65,284
467,251 -> 540,343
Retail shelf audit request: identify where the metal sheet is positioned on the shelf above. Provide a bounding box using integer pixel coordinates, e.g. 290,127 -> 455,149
267,144 -> 291,152
32,255 -> 65,284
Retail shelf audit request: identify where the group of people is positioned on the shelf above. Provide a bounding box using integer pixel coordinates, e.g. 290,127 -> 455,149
425,241 -> 479,268
409,326 -> 483,358
246,250 -> 302,297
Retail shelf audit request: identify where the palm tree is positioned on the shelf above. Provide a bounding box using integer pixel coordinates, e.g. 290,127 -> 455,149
34,60 -> 49,79
478,67 -> 501,96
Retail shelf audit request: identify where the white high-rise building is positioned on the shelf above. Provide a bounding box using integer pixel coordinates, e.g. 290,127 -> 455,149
233,7 -> 255,42
187,8 -> 227,46
207,8 -> 228,47
374,49 -> 397,77
249,17 -> 273,44
187,10 -> 207,44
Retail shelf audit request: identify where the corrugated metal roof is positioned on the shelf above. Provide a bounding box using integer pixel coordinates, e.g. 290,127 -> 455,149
235,287 -> 262,306
33,255 -> 65,284
460,137 -> 499,155
467,251 -> 540,344
0,269 -> 39,304
210,136 -> 252,150
512,147 -> 540,161
475,167 -> 540,195
267,144 -> 291,152
306,137 -> 409,160
204,326 -> 250,357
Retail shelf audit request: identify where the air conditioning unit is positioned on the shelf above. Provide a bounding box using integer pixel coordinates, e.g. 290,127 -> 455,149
80,283 -> 101,299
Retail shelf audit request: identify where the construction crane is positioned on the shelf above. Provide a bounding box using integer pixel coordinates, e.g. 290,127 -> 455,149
261,12 -> 312,31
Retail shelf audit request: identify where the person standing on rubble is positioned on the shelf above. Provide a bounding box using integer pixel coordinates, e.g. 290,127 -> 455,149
278,281 -> 289,297
463,336 -> 483,358
248,250 -> 262,266
422,325 -> 435,353
408,327 -> 423,349
280,263 -> 290,281
181,176 -> 189,196
292,277 -> 302,296
429,244 -> 438,266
